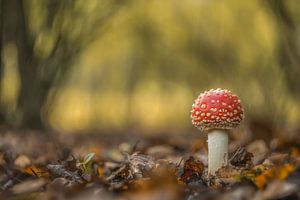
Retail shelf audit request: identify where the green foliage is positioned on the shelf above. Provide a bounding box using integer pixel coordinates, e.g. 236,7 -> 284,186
77,152 -> 95,173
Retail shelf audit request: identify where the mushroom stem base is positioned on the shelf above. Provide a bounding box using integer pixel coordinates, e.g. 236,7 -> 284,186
207,130 -> 228,175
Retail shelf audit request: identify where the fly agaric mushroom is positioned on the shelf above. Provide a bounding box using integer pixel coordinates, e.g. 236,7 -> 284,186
190,88 -> 244,175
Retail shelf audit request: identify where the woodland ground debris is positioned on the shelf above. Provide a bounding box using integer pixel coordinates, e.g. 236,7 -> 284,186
0,130 -> 300,200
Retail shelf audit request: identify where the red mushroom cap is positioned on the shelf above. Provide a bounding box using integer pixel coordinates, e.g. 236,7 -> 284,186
191,88 -> 244,132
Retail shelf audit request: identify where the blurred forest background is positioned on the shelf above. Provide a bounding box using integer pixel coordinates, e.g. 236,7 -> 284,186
0,0 -> 300,138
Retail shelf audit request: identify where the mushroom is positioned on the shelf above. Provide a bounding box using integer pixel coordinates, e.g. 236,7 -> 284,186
190,88 -> 244,175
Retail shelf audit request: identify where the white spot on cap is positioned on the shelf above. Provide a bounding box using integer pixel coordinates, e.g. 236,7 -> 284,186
210,108 -> 217,112
201,104 -> 206,109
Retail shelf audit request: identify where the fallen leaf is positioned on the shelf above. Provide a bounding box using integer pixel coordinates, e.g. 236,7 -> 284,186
179,156 -> 204,184
14,155 -> 31,168
216,166 -> 240,178
11,178 -> 47,194
46,164 -> 82,183
22,165 -> 49,178
229,147 -> 253,168
246,140 -> 268,165
241,163 -> 296,189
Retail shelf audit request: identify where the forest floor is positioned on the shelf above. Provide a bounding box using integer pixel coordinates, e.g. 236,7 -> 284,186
0,127 -> 300,200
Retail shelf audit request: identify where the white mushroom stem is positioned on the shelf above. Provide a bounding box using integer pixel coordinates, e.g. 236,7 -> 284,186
207,130 -> 228,175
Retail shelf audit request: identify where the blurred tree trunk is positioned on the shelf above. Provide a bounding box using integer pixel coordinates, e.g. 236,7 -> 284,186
0,0 -> 4,123
266,0 -> 300,97
1,0 -> 51,128
1,0 -> 126,129
0,0 -> 74,129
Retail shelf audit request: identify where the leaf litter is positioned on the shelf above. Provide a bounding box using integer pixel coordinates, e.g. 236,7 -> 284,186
0,129 -> 300,200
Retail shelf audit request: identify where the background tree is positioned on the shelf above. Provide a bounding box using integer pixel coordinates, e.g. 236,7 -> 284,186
0,0 -> 126,128
265,0 -> 300,97
1,0 -> 300,135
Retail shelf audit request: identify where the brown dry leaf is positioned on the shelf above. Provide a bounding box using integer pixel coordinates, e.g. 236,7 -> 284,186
22,165 -> 49,178
263,153 -> 289,166
11,178 -> 47,194
229,147 -> 253,168
290,147 -> 300,159
216,166 -> 241,178
64,156 -> 78,172
127,152 -> 155,177
14,155 -> 31,168
179,156 -> 204,184
0,152 -> 5,165
97,165 -> 105,177
106,164 -> 133,183
246,140 -> 268,165
107,152 -> 155,183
